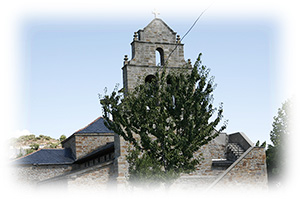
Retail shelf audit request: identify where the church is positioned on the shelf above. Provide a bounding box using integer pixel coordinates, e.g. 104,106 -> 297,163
12,17 -> 268,191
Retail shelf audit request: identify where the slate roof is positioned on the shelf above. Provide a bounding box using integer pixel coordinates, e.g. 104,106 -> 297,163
74,117 -> 114,134
13,148 -> 74,165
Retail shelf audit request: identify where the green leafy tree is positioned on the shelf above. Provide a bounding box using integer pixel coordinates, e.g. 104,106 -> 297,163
29,143 -> 39,150
100,54 -> 227,187
24,143 -> 39,155
59,134 -> 67,142
266,99 -> 291,186
255,140 -> 266,148
49,142 -> 59,148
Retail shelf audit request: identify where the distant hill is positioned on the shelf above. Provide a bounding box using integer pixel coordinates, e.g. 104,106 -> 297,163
9,134 -> 66,159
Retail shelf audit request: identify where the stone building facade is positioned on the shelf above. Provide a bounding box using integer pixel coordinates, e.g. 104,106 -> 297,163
62,117 -> 114,160
12,18 -> 268,191
122,18 -> 188,93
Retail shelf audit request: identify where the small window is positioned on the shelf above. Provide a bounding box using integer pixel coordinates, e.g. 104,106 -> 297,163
167,75 -> 172,85
145,75 -> 156,83
156,48 -> 164,66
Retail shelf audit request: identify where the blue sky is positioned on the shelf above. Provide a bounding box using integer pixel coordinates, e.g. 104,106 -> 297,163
17,13 -> 283,145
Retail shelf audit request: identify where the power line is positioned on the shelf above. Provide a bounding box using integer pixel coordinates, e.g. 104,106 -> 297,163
164,4 -> 212,64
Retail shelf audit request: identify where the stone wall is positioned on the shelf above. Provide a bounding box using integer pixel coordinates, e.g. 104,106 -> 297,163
129,18 -> 186,68
172,134 -> 228,190
213,147 -> 268,190
75,134 -> 114,159
193,138 -> 228,176
37,161 -> 117,191
123,65 -> 191,93
62,135 -> 76,159
123,18 -> 189,94
113,134 -> 129,187
176,134 -> 228,177
139,19 -> 176,43
130,42 -> 185,67
68,161 -> 116,191
13,165 -> 72,185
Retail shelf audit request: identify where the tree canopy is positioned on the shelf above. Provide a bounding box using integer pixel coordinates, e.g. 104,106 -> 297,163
266,99 -> 291,186
100,53 -> 227,186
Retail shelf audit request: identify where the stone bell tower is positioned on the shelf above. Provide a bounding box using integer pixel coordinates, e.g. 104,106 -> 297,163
115,18 -> 191,186
122,18 -> 189,93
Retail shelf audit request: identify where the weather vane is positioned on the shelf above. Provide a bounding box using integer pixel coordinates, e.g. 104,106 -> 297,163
152,9 -> 160,18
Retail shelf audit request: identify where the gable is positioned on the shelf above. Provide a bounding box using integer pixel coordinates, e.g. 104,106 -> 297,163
75,117 -> 114,134
138,18 -> 177,43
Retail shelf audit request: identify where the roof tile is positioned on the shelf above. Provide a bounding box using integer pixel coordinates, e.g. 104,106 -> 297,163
13,148 -> 74,165
75,117 -> 114,134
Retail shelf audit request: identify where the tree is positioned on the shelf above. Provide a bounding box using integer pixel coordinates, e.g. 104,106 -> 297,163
29,143 -> 39,150
25,143 -> 39,155
59,134 -> 67,142
266,99 -> 291,186
255,140 -> 266,148
100,53 -> 227,187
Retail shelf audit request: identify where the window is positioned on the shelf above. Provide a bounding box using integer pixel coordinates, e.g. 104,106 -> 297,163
156,48 -> 164,66
166,75 -> 172,85
145,74 -> 156,83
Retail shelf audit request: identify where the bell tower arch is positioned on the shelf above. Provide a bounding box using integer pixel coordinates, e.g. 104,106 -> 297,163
122,18 -> 189,93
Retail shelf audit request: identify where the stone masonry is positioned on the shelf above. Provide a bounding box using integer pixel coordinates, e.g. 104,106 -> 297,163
73,134 -> 114,159
122,18 -> 188,93
116,18 -> 193,187
13,18 -> 268,191
113,18 -> 268,190
62,134 -> 114,160
212,147 -> 268,190
14,165 -> 72,185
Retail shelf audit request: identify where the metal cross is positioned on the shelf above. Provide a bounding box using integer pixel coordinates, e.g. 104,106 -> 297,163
152,9 -> 160,18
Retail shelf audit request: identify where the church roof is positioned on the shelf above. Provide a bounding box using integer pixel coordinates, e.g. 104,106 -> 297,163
13,148 -> 74,165
74,117 -> 114,134
61,117 -> 114,146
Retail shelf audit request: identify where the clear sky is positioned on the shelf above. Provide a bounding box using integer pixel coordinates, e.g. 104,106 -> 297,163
15,5 -> 286,146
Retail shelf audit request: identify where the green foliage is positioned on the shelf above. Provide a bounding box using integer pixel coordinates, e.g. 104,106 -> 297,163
11,134 -> 62,158
37,134 -> 51,140
255,140 -> 266,148
270,99 -> 290,147
59,134 -> 67,142
24,143 -> 39,155
49,142 -> 59,148
25,148 -> 35,155
126,148 -> 175,187
266,99 -> 291,186
30,143 -> 39,150
100,53 -> 227,186
17,134 -> 36,142
266,145 -> 279,176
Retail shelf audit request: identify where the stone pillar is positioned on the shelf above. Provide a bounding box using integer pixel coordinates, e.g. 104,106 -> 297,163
113,133 -> 129,189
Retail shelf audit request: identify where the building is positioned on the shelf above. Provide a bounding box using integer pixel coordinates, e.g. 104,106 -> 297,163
12,17 -> 267,191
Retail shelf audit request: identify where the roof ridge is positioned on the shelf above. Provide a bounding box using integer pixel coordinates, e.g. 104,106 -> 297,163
142,18 -> 176,34
74,116 -> 103,134
40,148 -> 65,151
